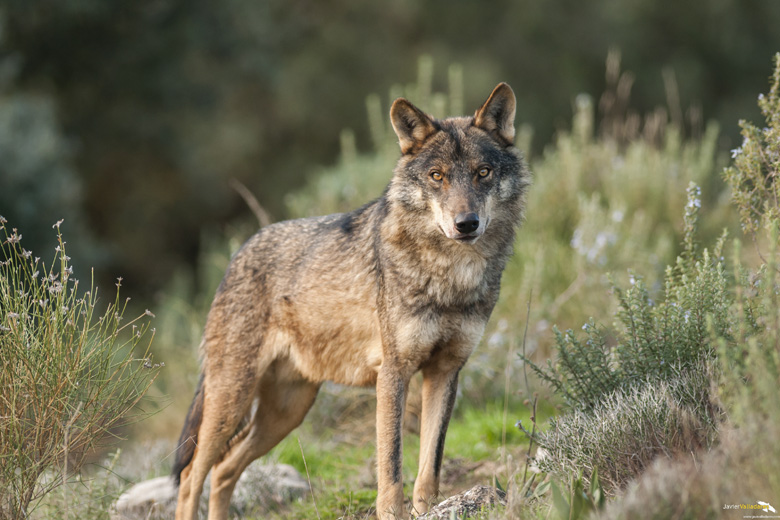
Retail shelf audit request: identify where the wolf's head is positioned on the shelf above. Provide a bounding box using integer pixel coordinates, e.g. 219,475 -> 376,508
388,83 -> 527,246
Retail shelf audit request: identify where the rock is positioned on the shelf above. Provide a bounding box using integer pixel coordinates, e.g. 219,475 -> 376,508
231,463 -> 309,513
417,485 -> 507,519
110,463 -> 308,520
110,476 -> 178,520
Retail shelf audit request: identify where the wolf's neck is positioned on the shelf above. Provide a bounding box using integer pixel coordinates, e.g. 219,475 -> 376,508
375,204 -> 507,310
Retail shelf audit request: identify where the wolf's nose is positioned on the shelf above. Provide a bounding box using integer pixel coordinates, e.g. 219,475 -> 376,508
454,212 -> 480,234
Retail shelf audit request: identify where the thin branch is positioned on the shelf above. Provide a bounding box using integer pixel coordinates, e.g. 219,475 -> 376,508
298,438 -> 321,520
229,178 -> 272,228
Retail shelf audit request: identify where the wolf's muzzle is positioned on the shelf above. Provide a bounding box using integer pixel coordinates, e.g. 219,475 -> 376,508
454,212 -> 480,234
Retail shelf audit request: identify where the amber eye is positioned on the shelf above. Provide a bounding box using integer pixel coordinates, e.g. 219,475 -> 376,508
430,170 -> 443,181
478,166 -> 492,178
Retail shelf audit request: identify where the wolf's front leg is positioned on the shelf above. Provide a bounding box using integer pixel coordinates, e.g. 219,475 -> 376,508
376,367 -> 410,519
412,363 -> 461,515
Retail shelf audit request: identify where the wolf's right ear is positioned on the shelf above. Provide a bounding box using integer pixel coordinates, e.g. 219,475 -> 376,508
390,99 -> 437,154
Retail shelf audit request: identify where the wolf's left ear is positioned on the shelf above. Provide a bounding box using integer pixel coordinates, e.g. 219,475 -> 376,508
474,83 -> 516,146
390,98 -> 438,154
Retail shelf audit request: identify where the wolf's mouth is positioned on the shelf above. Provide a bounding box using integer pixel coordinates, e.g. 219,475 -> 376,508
436,223 -> 478,243
453,233 -> 480,244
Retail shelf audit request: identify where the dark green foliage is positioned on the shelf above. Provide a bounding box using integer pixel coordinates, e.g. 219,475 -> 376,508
0,93 -> 94,270
538,322 -> 616,412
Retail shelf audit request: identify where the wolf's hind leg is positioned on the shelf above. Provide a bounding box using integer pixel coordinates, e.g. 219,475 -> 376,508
207,361 -> 320,519
175,368 -> 257,520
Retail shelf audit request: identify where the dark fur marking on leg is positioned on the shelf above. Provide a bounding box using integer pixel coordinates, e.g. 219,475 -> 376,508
391,375 -> 405,484
433,372 -> 459,479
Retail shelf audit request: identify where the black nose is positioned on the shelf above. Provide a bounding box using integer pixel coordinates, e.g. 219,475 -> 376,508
454,212 -> 480,234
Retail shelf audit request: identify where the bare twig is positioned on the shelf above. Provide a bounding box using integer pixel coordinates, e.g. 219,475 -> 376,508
521,291 -> 533,396
520,396 -> 538,487
229,178 -> 272,228
62,401 -> 84,520
298,437 -> 321,520
503,291 -> 532,460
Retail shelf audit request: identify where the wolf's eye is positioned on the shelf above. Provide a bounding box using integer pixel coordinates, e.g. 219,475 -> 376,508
430,171 -> 443,181
478,166 -> 492,178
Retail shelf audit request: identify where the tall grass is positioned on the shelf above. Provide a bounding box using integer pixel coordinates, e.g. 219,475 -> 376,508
0,219 -> 158,519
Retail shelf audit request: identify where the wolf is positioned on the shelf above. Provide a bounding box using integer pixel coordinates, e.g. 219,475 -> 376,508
172,82 -> 529,520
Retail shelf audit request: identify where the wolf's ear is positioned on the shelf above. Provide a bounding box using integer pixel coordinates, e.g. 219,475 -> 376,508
474,83 -> 516,146
390,98 -> 438,154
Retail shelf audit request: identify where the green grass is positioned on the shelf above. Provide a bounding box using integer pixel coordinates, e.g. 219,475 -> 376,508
445,401 -> 550,461
252,399 -> 544,519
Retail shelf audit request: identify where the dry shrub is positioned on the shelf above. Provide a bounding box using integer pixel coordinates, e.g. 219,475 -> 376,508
596,419 -> 780,520
533,369 -> 718,494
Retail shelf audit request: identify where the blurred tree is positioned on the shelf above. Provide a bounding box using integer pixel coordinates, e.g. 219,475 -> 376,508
0,93 -> 87,254
0,10 -> 93,266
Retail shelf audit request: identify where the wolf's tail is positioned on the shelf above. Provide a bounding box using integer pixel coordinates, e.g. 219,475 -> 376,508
172,372 -> 205,486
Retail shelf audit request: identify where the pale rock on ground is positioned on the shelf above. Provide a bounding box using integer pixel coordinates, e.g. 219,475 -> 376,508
110,462 -> 308,520
416,485 -> 507,519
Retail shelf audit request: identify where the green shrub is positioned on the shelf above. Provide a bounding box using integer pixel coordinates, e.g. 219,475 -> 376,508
523,183 -> 729,412
718,53 -> 780,425
0,219 -> 158,519
593,233 -> 780,514
520,181 -> 731,496
723,52 -> 780,247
